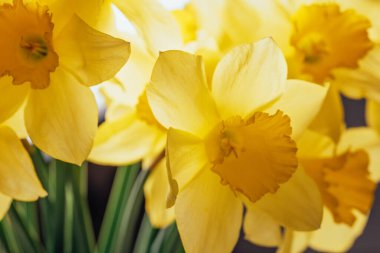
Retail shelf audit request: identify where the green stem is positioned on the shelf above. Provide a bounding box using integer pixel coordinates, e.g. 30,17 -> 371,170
96,164 -> 140,253
132,214 -> 158,253
114,169 -> 149,253
63,182 -> 74,253
10,205 -> 44,253
150,223 -> 184,253
0,216 -> 22,253
70,163 -> 95,253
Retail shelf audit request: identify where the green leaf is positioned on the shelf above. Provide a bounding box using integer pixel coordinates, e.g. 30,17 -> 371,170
132,214 -> 158,253
97,164 -> 140,253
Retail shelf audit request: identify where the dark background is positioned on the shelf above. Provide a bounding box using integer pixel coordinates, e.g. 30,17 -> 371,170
87,97 -> 380,252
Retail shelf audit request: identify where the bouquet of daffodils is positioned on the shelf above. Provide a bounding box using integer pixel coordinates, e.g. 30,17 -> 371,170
0,0 -> 379,252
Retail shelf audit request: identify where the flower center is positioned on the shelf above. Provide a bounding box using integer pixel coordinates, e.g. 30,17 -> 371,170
136,91 -> 165,130
204,111 -> 298,203
0,0 -> 58,89
290,3 -> 373,82
302,150 -> 376,226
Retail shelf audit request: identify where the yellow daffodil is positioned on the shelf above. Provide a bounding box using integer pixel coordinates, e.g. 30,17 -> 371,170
0,0 -> 130,165
245,128 -> 380,253
146,38 -> 328,253
0,111 -> 47,220
176,0 -> 379,142
87,0 -> 182,227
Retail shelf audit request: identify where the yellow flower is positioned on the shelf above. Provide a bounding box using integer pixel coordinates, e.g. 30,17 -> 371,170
178,0 -> 379,142
245,128 -> 380,253
0,111 -> 47,220
0,0 -> 130,165
87,0 -> 182,227
147,38 -> 328,253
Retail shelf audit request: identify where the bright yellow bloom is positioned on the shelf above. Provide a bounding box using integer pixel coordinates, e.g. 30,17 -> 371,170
0,112 -> 47,220
87,0 -> 182,227
177,0 -> 379,142
245,128 -> 380,253
0,0 -> 130,165
147,38 -> 328,253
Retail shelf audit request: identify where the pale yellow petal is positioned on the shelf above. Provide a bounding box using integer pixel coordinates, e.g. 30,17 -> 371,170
309,85 -> 344,143
218,0 -> 293,54
176,168 -> 243,253
0,126 -> 47,201
297,130 -> 335,158
253,167 -> 323,231
0,193 -> 11,220
265,80 -> 328,138
55,15 -> 130,86
0,76 -> 29,124
243,208 -> 282,247
89,114 -> 165,166
25,68 -> 98,165
113,0 -> 182,54
212,38 -> 287,119
166,128 -> 209,191
310,209 -> 368,253
333,45 -> 380,101
191,0 -> 224,39
144,159 -> 175,228
147,50 -> 219,137
113,43 -> 156,105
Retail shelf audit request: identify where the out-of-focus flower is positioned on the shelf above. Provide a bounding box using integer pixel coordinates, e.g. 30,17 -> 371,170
245,128 -> 380,253
0,0 -> 130,165
87,0 -> 182,228
0,112 -> 47,220
147,38 -> 328,253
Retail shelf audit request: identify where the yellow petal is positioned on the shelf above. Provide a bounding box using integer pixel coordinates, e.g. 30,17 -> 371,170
309,85 -> 344,143
113,43 -> 156,105
310,209 -> 368,253
367,99 -> 380,133
216,0 -> 292,54
243,208 -> 282,247
0,126 -> 47,201
2,101 -> 28,139
147,50 -> 219,137
333,45 -> 380,101
175,168 -> 243,253
25,68 -> 98,165
253,168 -> 323,231
166,128 -> 209,191
0,193 -> 11,220
112,0 -> 182,54
55,15 -> 130,86
191,0 -> 224,39
143,158 -> 175,228
265,79 -> 328,138
212,38 -> 287,119
297,130 -> 335,158
337,127 -> 380,182
89,113 -> 165,166
0,76 -> 29,123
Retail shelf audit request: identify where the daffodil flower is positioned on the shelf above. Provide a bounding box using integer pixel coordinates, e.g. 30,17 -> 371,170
245,128 -> 380,253
177,0 -> 379,142
87,0 -> 182,227
146,38 -> 328,253
0,0 -> 130,165
0,111 -> 47,220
